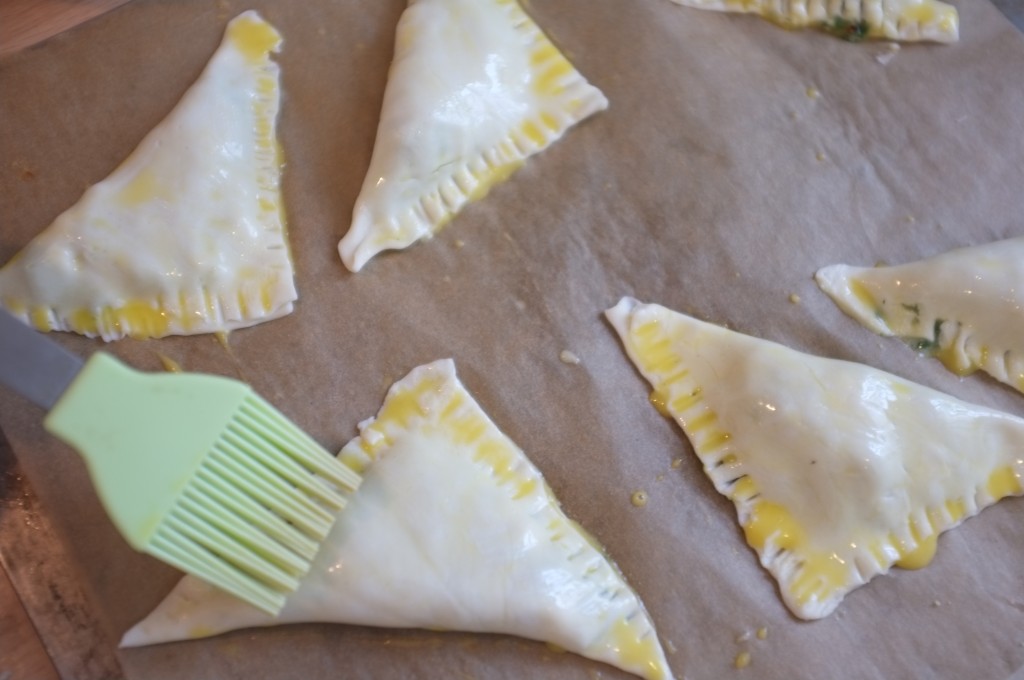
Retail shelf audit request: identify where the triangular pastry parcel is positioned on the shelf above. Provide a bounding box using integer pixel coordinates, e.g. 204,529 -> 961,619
0,11 -> 296,341
817,237 -> 1024,395
122,359 -> 671,680
338,0 -> 609,272
666,0 -> 958,43
606,297 -> 1024,620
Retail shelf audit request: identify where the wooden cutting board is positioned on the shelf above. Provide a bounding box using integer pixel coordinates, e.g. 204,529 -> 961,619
0,5 -> 132,680
0,0 -> 132,57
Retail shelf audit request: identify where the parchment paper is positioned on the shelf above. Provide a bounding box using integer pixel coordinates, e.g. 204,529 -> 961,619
2,1 -> 1024,678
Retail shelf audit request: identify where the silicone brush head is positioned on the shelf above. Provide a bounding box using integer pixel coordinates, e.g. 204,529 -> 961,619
44,354 -> 361,615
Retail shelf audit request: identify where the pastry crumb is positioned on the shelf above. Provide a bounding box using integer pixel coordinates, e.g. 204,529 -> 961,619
631,490 -> 649,508
559,350 -> 581,365
13,160 -> 36,182
805,86 -> 820,100
932,599 -> 942,607
788,293 -> 801,305
735,631 -> 751,643
671,458 -> 683,469
455,239 -> 465,249
756,626 -> 768,640
875,43 -> 900,65
734,651 -> 751,669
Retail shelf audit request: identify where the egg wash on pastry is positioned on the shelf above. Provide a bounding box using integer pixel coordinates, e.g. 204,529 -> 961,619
122,359 -> 672,680
338,0 -> 608,272
665,0 -> 958,43
817,237 -> 1024,396
0,11 -> 295,341
607,297 -> 1023,620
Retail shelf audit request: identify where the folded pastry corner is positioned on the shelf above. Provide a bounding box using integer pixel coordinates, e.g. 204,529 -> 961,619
338,0 -> 609,272
0,11 -> 296,341
122,358 -> 672,680
816,237 -> 1024,395
666,0 -> 958,43
606,297 -> 1023,619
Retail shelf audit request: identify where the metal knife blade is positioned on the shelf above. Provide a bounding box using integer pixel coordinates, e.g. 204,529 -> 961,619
992,0 -> 1024,32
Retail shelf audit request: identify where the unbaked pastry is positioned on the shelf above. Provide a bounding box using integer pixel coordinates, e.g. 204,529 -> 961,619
122,359 -> 671,680
607,297 -> 1023,619
338,0 -> 608,272
0,11 -> 295,341
817,237 -> 1024,394
666,0 -> 958,43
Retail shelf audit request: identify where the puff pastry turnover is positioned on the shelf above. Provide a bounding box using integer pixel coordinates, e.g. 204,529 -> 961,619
607,297 -> 1023,619
122,359 -> 671,680
338,0 -> 608,272
0,11 -> 295,341
666,0 -> 958,43
817,238 -> 1024,395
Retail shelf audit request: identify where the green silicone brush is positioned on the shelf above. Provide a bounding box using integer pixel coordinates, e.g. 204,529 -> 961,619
0,309 -> 360,615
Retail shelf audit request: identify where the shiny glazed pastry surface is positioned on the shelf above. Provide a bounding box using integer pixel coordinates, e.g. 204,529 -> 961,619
817,237 -> 1024,394
666,0 -> 958,42
338,0 -> 608,272
122,359 -> 672,680
607,297 -> 1024,619
0,11 -> 295,340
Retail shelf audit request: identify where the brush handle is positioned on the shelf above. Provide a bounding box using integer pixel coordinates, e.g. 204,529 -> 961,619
0,308 -> 83,409
44,353 -> 250,549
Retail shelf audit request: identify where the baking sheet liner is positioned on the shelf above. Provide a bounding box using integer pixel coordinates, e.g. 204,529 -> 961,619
1,0 -> 1023,678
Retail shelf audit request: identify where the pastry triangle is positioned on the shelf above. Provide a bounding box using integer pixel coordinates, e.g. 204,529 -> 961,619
121,359 -> 671,680
606,297 -> 1023,620
666,0 -> 958,43
0,11 -> 296,341
817,238 -> 1024,394
338,0 -> 608,272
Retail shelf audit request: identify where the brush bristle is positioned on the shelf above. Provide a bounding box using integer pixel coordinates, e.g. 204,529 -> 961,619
237,395 -> 362,495
148,519 -> 289,615
144,394 -> 362,615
